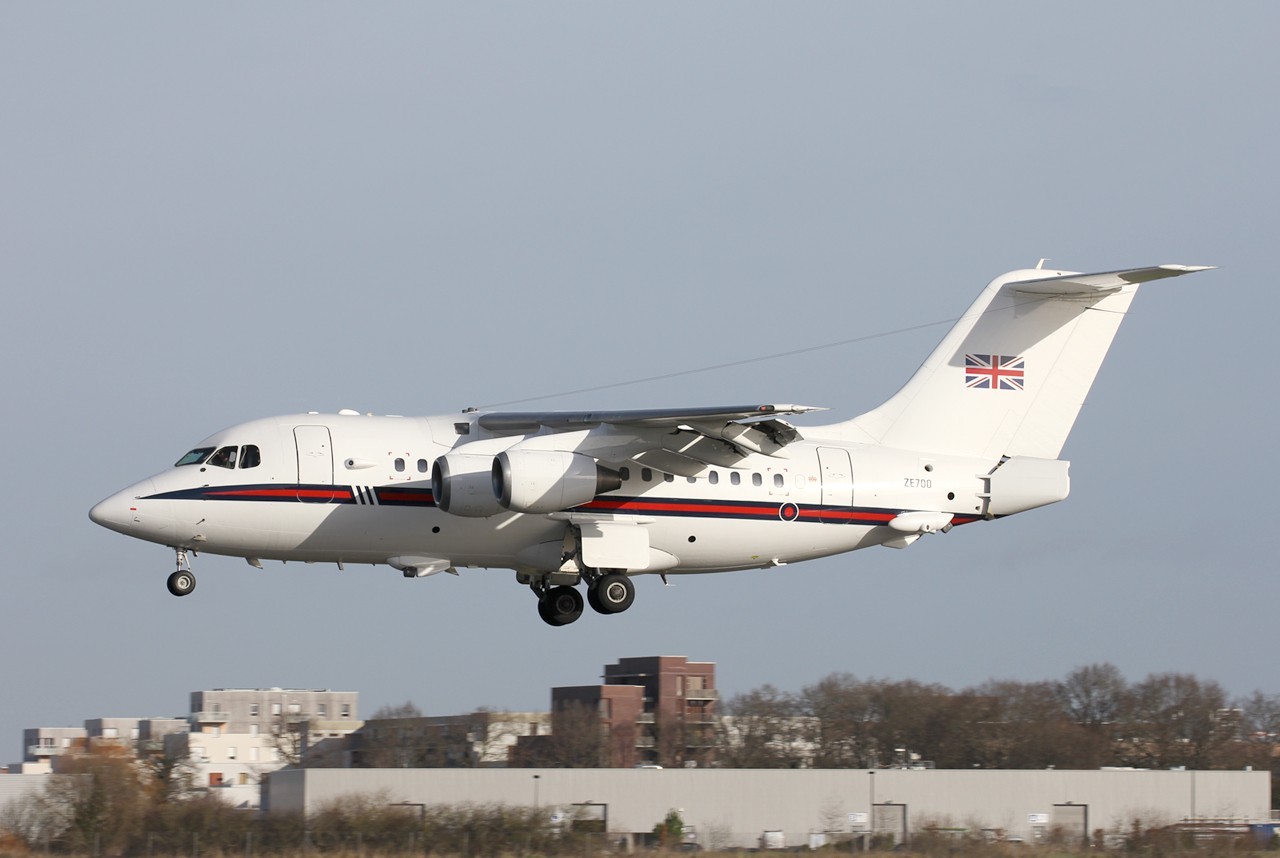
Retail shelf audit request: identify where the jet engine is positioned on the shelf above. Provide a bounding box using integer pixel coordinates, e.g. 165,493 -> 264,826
492,450 -> 622,514
431,453 -> 504,517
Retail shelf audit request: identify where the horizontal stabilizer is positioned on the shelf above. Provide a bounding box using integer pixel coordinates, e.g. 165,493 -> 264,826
1013,264 -> 1215,296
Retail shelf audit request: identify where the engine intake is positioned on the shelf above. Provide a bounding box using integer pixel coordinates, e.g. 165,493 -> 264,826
493,450 -> 622,514
432,453 -> 504,517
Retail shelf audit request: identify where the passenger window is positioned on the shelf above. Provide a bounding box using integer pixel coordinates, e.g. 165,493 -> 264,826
395,458 -> 406,473
207,446 -> 237,469
752,473 -> 763,487
641,468 -> 653,482
664,473 -> 674,483
175,447 -> 215,467
708,471 -> 719,485
619,467 -> 631,481
417,459 -> 428,473
687,476 -> 697,484
773,473 -> 784,488
239,445 -> 261,469
731,472 -> 741,486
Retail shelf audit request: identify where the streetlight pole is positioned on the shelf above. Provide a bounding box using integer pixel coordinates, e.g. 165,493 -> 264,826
869,771 -> 876,849
533,774 -> 541,809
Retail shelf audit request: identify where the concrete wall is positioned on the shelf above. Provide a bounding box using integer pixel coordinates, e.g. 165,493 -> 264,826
266,768 -> 1270,848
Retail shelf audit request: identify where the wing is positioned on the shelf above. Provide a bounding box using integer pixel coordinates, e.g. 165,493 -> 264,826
476,403 -> 822,432
475,404 -> 825,476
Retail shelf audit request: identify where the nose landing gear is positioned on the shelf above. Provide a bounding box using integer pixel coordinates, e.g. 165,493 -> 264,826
166,549 -> 196,597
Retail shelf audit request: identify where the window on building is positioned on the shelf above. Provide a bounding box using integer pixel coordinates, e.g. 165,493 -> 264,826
341,704 -> 351,718
271,703 -> 281,716
226,746 -> 237,760
250,703 -> 259,717
317,704 -> 327,718
209,772 -> 223,788
239,773 -> 249,785
249,724 -> 259,737
191,746 -> 205,759
288,703 -> 301,715
102,727 -> 118,739
250,747 -> 260,761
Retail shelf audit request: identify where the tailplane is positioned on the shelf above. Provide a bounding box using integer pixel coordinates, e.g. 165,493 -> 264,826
823,264 -> 1213,459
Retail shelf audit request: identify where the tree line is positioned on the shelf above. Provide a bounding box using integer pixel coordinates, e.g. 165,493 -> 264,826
717,663 -> 1280,772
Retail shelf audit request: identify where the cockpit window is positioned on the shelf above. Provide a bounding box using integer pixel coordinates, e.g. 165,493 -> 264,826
207,446 -> 238,469
239,445 -> 261,469
175,447 -> 215,467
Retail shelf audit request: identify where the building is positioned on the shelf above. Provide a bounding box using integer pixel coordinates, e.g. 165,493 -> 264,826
21,727 -> 87,769
266,767 -> 1271,849
601,656 -> 718,766
189,688 -> 358,736
183,688 -> 361,807
353,710 -> 549,768
518,656 -> 718,768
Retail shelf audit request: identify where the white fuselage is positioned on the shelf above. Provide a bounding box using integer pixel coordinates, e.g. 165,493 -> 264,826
89,411 -> 993,577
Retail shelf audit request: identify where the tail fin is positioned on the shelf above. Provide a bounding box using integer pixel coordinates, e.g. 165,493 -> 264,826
829,264 -> 1213,459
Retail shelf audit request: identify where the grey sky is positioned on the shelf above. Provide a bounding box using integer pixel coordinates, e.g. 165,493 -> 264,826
2,3 -> 1275,753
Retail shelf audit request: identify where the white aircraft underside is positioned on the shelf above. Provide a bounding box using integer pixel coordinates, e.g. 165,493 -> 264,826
90,263 -> 1213,625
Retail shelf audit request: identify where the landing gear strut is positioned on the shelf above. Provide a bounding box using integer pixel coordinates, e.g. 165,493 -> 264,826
167,549 -> 196,597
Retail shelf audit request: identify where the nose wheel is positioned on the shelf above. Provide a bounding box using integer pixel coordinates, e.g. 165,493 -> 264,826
166,549 -> 196,597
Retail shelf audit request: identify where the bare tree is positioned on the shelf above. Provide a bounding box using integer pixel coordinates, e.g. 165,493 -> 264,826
719,684 -> 809,768
1120,672 -> 1230,769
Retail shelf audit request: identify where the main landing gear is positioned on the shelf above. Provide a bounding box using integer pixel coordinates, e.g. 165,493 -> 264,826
532,572 -> 636,627
166,549 -> 196,597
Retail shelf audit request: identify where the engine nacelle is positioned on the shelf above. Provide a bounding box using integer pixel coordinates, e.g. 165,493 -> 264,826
432,453 -> 504,517
493,450 -> 622,514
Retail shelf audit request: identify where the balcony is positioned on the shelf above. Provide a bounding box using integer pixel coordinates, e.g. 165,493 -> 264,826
191,711 -> 229,724
27,745 -> 59,757
684,688 -> 719,701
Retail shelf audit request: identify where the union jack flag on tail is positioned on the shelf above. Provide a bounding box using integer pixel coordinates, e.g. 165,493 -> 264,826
965,354 -> 1025,391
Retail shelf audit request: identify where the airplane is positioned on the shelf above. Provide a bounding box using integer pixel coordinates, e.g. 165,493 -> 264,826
90,262 -> 1212,626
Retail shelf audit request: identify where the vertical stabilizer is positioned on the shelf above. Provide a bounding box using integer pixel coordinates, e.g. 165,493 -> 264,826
825,265 -> 1212,460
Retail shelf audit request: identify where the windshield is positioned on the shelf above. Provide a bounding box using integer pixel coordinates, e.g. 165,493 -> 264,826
174,447 -> 215,467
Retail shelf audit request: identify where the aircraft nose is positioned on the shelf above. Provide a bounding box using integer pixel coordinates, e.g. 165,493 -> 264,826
89,480 -> 156,534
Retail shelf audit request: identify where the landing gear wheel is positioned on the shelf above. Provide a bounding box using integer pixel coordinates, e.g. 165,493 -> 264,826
537,585 -> 583,627
167,570 -> 196,597
591,573 -> 635,614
